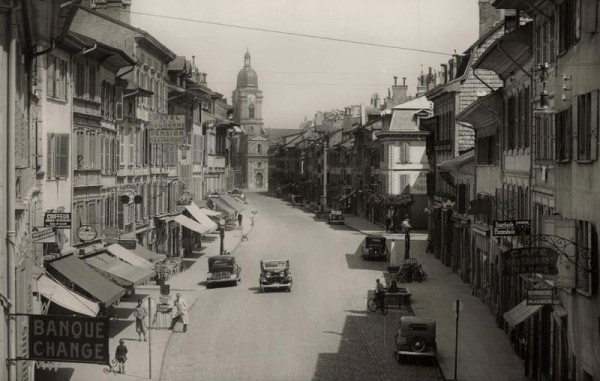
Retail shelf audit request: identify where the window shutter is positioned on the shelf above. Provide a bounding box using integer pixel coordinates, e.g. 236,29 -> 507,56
47,133 -> 55,179
575,0 -> 581,39
56,134 -> 69,178
55,58 -> 62,100
47,56 -> 55,97
566,107 -> 573,159
591,90 -> 598,161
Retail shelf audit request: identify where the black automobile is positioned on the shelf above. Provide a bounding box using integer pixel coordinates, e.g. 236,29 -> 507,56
361,235 -> 389,261
206,255 -> 241,288
327,210 -> 345,225
394,316 -> 437,361
229,188 -> 246,201
259,259 -> 292,292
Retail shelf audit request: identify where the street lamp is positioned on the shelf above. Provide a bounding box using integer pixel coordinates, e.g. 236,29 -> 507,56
218,218 -> 226,255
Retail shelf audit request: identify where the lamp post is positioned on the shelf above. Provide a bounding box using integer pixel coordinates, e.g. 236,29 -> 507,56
219,218 -> 225,255
402,216 -> 412,260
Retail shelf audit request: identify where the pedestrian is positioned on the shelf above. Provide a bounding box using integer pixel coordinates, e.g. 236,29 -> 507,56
401,215 -> 412,233
170,293 -> 189,332
385,216 -> 392,232
237,213 -> 243,227
374,279 -> 386,312
133,300 -> 147,342
115,338 -> 128,374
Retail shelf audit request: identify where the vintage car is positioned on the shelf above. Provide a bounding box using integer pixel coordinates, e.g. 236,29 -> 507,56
290,194 -> 303,206
206,255 -> 241,288
229,188 -> 246,201
361,235 -> 389,261
327,210 -> 345,225
259,259 -> 292,292
394,316 -> 437,361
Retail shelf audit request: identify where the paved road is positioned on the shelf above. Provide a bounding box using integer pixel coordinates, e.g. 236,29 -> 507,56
161,193 -> 443,381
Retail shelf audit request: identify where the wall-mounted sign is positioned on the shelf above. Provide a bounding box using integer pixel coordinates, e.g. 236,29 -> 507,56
28,314 -> 110,365
500,247 -> 558,276
44,213 -> 72,228
77,225 -> 97,242
149,129 -> 186,144
527,289 -> 558,305
149,114 -> 185,129
493,220 -> 531,236
204,172 -> 221,178
32,227 -> 56,243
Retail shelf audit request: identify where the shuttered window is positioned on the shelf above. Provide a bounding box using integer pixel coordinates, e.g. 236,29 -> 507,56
555,107 -> 572,162
399,174 -> 409,194
576,90 -> 599,161
47,133 -> 69,179
535,115 -> 555,162
397,142 -> 410,163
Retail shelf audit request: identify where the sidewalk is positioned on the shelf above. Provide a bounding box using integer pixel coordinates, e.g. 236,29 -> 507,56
343,215 -> 527,381
38,225 -> 250,381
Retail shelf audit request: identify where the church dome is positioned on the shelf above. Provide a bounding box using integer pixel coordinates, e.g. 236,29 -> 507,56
236,50 -> 258,88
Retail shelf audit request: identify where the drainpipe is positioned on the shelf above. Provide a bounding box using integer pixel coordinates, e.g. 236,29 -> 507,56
72,43 -> 97,58
7,4 -> 17,381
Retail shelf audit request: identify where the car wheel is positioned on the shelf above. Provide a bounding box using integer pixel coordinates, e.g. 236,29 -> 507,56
367,298 -> 378,312
260,286 -> 264,293
410,337 -> 427,353
287,286 -> 292,292
396,351 -> 401,363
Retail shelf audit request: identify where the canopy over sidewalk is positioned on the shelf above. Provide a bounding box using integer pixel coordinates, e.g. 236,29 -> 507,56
37,274 -> 99,316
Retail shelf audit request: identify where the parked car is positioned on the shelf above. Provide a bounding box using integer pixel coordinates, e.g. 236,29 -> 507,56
229,188 -> 246,201
290,195 -> 303,206
393,316 -> 437,361
259,259 -> 292,292
361,235 -> 389,260
206,255 -> 241,288
327,210 -> 345,225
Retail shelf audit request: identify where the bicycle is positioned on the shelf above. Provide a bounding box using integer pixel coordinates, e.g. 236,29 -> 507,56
367,292 -> 389,315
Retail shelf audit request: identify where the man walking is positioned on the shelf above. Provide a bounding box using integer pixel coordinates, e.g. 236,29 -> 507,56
133,300 -> 147,342
170,293 -> 189,332
237,213 -> 243,227
385,216 -> 392,232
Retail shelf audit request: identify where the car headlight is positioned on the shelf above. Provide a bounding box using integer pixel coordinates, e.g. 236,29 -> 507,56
265,272 -> 271,278
279,271 -> 285,277
207,272 -> 212,279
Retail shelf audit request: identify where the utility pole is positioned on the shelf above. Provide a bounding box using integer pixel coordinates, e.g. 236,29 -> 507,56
321,135 -> 328,210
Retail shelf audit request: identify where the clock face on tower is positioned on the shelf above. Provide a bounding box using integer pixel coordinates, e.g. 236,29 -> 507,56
247,94 -> 256,103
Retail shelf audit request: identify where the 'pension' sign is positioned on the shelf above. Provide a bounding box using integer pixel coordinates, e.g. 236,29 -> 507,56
28,315 -> 110,364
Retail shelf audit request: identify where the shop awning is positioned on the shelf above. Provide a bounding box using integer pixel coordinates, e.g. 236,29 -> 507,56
503,300 -> 543,329
37,274 -> 100,317
130,244 -> 165,264
219,194 -> 246,212
211,197 -> 235,218
201,207 -> 223,217
83,253 -> 155,288
105,244 -> 155,270
47,254 -> 126,306
172,214 -> 210,235
185,202 -> 218,232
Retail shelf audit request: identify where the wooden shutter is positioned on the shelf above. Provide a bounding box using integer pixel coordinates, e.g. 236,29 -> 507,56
47,55 -> 55,97
56,134 -> 69,178
47,133 -> 55,179
591,90 -> 598,161
457,184 -> 467,214
575,0 -> 581,39
524,87 -> 530,148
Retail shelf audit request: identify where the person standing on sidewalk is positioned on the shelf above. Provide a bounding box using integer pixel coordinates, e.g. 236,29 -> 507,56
385,216 -> 392,232
238,213 -> 243,227
134,300 -> 147,342
170,293 -> 189,332
115,338 -> 128,374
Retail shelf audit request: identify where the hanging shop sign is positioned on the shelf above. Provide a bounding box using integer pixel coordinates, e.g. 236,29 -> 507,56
526,289 -> 558,305
500,247 -> 559,276
28,314 -> 110,365
76,225 -> 98,242
493,220 -> 531,236
44,213 -> 72,228
32,227 -> 56,243
204,172 -> 221,178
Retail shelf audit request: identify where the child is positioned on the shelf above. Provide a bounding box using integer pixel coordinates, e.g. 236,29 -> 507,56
115,338 -> 128,374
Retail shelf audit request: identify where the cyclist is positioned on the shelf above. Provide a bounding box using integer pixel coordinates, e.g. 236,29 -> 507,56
375,279 -> 386,313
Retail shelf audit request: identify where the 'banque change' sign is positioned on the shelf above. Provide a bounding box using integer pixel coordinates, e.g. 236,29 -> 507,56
28,315 -> 110,364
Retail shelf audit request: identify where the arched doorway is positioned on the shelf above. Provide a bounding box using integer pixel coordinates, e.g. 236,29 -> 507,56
255,172 -> 264,188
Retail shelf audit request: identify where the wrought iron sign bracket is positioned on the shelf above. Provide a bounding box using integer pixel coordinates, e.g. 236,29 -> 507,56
522,234 -> 594,273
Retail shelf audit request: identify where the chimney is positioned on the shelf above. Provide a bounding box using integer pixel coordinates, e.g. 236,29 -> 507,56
416,70 -> 427,97
441,64 -> 448,83
479,0 -> 504,37
391,76 -> 408,106
90,0 -> 132,24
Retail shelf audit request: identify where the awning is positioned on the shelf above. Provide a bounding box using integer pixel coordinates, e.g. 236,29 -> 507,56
219,194 -> 246,212
201,207 -> 223,217
172,214 -> 210,235
37,275 -> 99,317
130,244 -> 165,264
105,244 -> 155,270
83,253 -> 155,288
503,300 -> 543,329
211,197 -> 235,218
185,202 -> 218,232
47,254 -> 126,306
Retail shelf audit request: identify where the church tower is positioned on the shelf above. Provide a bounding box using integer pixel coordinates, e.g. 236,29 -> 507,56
232,51 -> 269,192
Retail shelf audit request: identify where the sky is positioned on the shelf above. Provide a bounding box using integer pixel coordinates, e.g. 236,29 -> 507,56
131,0 -> 480,129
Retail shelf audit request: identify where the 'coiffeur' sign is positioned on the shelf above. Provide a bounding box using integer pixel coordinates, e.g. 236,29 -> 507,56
28,315 -> 110,364
500,247 -> 559,276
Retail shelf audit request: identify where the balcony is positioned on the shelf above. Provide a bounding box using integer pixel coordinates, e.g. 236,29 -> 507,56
73,170 -> 101,187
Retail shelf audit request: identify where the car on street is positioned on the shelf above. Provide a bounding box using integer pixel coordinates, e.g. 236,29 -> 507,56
290,194 -> 303,206
259,259 -> 292,292
229,188 -> 246,201
361,235 -> 389,261
206,255 -> 241,288
393,316 -> 437,361
327,210 -> 345,225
